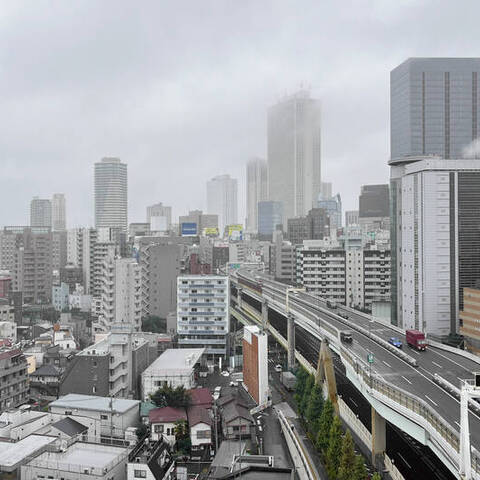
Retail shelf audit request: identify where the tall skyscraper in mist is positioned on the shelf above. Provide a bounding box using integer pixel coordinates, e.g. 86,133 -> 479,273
94,158 -> 128,232
146,202 -> 172,231
30,197 -> 52,228
52,193 -> 66,231
390,58 -> 480,338
206,174 -> 238,233
268,90 -> 321,223
391,58 -> 480,161
246,158 -> 268,233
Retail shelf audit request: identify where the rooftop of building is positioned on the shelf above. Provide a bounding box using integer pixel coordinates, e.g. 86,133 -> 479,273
0,435 -> 57,470
149,406 -> 187,424
31,364 -> 61,377
50,394 -> 140,414
25,441 -> 128,473
51,416 -> 88,437
187,387 -> 213,407
187,405 -> 212,427
142,348 -> 205,375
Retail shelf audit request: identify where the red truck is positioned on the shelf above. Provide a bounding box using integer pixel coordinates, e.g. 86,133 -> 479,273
405,329 -> 427,351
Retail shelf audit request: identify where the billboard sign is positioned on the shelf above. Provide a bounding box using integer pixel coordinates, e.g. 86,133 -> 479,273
181,222 -> 197,236
203,227 -> 219,237
227,224 -> 243,240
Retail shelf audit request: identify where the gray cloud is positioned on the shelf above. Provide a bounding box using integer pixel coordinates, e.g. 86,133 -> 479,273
1,0 -> 479,226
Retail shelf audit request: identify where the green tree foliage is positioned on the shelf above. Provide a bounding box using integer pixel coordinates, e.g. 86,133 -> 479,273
174,419 -> 191,453
305,383 -> 324,435
338,430 -> 356,480
325,415 -> 343,480
151,385 -> 191,408
294,367 -> 309,407
316,398 -> 334,454
141,315 -> 166,333
135,423 -> 148,440
352,454 -> 368,480
371,473 -> 381,480
299,374 -> 314,417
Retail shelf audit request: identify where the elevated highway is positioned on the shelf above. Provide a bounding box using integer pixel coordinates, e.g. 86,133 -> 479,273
230,268 -> 480,479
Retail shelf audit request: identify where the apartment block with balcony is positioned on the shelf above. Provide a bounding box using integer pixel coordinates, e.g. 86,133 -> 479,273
177,275 -> 229,361
363,249 -> 391,312
0,348 -> 29,412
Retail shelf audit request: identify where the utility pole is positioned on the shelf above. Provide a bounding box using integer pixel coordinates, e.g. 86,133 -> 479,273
109,395 -> 114,440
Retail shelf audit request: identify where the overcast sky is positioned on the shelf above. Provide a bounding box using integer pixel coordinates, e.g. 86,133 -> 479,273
1,0 -> 480,227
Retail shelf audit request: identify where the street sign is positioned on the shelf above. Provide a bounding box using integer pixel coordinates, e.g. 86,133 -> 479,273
367,353 -> 375,364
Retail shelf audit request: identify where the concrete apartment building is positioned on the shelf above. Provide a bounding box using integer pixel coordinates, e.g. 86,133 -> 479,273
287,207 -> 330,245
94,157 -> 128,233
140,242 -> 181,320
99,250 -> 141,331
141,348 -> 205,400
0,227 -> 53,304
30,197 -> 52,228
0,348 -> 29,412
60,327 -> 160,399
460,288 -> 480,355
146,202 -> 172,232
246,158 -> 268,233
52,193 -> 66,231
268,232 -> 296,283
242,326 -> 268,406
177,275 -> 229,361
390,58 -> 480,337
268,90 -> 321,224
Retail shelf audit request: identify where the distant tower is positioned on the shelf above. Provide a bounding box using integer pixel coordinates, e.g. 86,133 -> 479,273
30,197 -> 52,228
268,90 -> 321,223
94,158 -> 128,232
246,158 -> 268,233
206,174 -> 238,234
52,193 -> 66,231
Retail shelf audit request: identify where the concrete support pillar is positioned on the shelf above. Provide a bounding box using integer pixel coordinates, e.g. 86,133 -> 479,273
287,313 -> 295,371
261,299 -> 268,331
371,406 -> 386,467
237,288 -> 243,308
321,340 -> 339,414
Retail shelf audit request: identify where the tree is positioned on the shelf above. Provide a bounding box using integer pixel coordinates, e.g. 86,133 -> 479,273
316,398 -> 334,454
371,473 -> 381,480
305,383 -> 324,436
294,367 -> 309,407
151,385 -> 191,408
338,430 -> 356,480
174,419 -> 191,454
325,416 -> 343,480
299,374 -> 314,417
135,423 -> 148,440
141,315 -> 167,333
352,454 -> 368,480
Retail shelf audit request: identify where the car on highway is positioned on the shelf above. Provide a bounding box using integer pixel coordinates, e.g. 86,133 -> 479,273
340,330 -> 353,343
338,312 -> 349,320
275,364 -> 282,373
220,370 -> 230,377
388,337 -> 403,348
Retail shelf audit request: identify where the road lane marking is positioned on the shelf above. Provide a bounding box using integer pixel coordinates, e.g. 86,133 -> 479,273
429,347 -> 476,372
397,453 -> 411,469
455,421 -> 460,428
402,376 -> 412,385
425,395 -> 438,407
382,360 -> 392,368
432,361 -> 443,368
349,398 -> 358,408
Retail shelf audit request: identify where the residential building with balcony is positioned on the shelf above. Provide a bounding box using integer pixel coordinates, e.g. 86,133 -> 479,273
176,275 -> 229,361
0,348 -> 29,412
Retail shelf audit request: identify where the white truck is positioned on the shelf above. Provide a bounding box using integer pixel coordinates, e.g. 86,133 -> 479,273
280,371 -> 297,391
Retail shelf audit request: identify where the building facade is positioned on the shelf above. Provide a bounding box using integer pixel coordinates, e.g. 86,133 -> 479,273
206,175 -> 238,234
246,158 -> 268,233
52,193 -> 66,231
268,90 -> 321,223
257,201 -> 283,241
242,326 -> 268,406
94,157 -> 128,233
287,207 -> 329,245
0,348 -> 29,412
317,194 -> 342,232
358,184 -> 390,231
30,197 -> 52,228
146,203 -> 172,232
177,275 -> 229,361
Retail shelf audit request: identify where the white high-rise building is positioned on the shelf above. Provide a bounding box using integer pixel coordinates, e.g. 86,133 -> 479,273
52,193 -> 66,231
206,174 -> 238,234
246,158 -> 268,233
94,157 -> 128,232
99,250 -> 141,331
268,90 -> 321,223
30,197 -> 52,228
146,202 -> 172,232
177,275 -> 229,362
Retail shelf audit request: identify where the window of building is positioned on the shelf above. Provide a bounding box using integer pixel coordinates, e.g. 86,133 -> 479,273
134,470 -> 147,478
154,424 -> 164,433
100,414 -> 108,420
